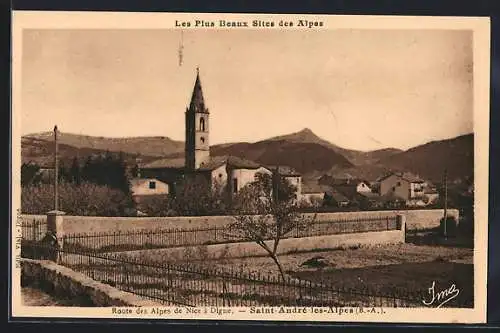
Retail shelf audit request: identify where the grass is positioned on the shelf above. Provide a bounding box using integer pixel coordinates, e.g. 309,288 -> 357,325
291,262 -> 473,308
205,242 -> 474,308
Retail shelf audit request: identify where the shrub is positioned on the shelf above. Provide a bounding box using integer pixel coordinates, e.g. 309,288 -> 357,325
21,181 -> 133,216
171,176 -> 230,216
136,195 -> 174,217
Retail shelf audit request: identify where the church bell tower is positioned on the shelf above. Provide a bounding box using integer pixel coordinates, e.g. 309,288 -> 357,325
185,68 -> 210,170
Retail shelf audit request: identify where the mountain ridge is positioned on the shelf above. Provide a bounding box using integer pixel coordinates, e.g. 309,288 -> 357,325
22,129 -> 474,184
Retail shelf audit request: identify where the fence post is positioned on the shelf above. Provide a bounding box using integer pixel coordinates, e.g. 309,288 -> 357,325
46,210 -> 65,262
32,222 -> 37,241
396,214 -> 406,243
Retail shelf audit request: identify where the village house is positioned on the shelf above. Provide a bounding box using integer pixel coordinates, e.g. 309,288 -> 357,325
378,172 -> 438,207
130,178 -> 170,197
129,178 -> 170,215
267,166 -> 302,199
329,179 -> 372,199
324,189 -> 350,208
138,69 -> 302,200
300,182 -> 330,207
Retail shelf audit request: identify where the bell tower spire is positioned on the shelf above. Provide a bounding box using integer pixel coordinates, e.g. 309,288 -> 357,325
185,68 -> 210,170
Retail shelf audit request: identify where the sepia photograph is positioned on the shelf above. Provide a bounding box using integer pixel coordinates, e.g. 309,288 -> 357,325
10,11 -> 490,323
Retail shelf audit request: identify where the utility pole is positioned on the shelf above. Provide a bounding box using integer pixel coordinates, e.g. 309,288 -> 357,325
54,125 -> 59,211
443,168 -> 448,238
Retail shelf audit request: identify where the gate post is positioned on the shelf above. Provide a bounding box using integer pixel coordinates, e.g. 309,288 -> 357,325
396,214 -> 406,243
46,210 -> 66,261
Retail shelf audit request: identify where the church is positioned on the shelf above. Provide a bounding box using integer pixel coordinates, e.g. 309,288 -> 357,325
136,69 -> 302,199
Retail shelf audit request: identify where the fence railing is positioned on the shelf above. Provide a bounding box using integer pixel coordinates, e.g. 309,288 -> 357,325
20,219 -> 47,241
60,216 -> 399,253
21,243 -> 425,308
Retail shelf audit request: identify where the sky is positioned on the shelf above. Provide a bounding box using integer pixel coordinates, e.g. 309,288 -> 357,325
21,28 -> 473,151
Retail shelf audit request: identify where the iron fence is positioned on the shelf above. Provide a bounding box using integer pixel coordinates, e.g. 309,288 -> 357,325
20,219 -> 47,241
61,216 -> 399,253
21,243 -> 424,308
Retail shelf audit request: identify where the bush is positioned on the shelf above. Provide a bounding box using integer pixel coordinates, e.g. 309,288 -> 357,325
21,181 -> 134,216
171,176 -> 230,216
136,195 -> 174,217
439,216 -> 458,237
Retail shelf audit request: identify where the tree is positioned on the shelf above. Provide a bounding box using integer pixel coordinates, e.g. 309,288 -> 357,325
58,160 -> 70,182
230,173 -> 315,281
254,171 -> 298,203
21,163 -> 40,187
173,174 -> 229,216
69,157 -> 81,185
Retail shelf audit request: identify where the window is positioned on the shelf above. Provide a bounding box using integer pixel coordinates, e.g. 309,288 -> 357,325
200,136 -> 205,143
233,178 -> 238,194
397,182 -> 401,186
200,117 -> 205,131
218,173 -> 223,178
149,181 -> 156,189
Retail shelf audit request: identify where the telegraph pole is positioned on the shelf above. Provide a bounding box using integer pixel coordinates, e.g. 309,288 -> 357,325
443,168 -> 448,238
54,125 -> 59,211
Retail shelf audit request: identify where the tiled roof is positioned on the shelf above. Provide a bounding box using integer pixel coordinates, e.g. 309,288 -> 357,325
358,192 -> 380,199
226,156 -> 262,169
267,165 -> 301,176
379,171 -> 425,183
302,182 -> 331,194
140,157 -> 185,169
140,155 -> 263,171
325,190 -> 350,203
199,155 -> 263,170
198,156 -> 228,171
331,184 -> 358,198
401,172 -> 425,183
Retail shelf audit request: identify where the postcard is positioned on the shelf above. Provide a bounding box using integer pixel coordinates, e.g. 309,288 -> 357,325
10,11 -> 490,324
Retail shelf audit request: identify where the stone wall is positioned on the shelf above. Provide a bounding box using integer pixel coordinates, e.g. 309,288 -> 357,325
120,227 -> 405,261
303,209 -> 459,231
21,258 -> 163,307
21,208 -> 457,235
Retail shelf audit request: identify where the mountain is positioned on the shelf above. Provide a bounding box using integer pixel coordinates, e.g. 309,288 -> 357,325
22,136 -> 159,167
23,131 -> 184,158
265,128 -> 402,165
21,128 -> 376,175
210,139 -> 354,175
376,134 -> 474,184
325,164 -> 400,183
21,130 -> 473,185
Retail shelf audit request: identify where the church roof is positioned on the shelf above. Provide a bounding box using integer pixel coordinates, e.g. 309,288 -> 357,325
140,157 -> 185,169
188,68 -> 209,114
226,156 -> 261,169
198,156 -> 227,171
198,155 -> 262,170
